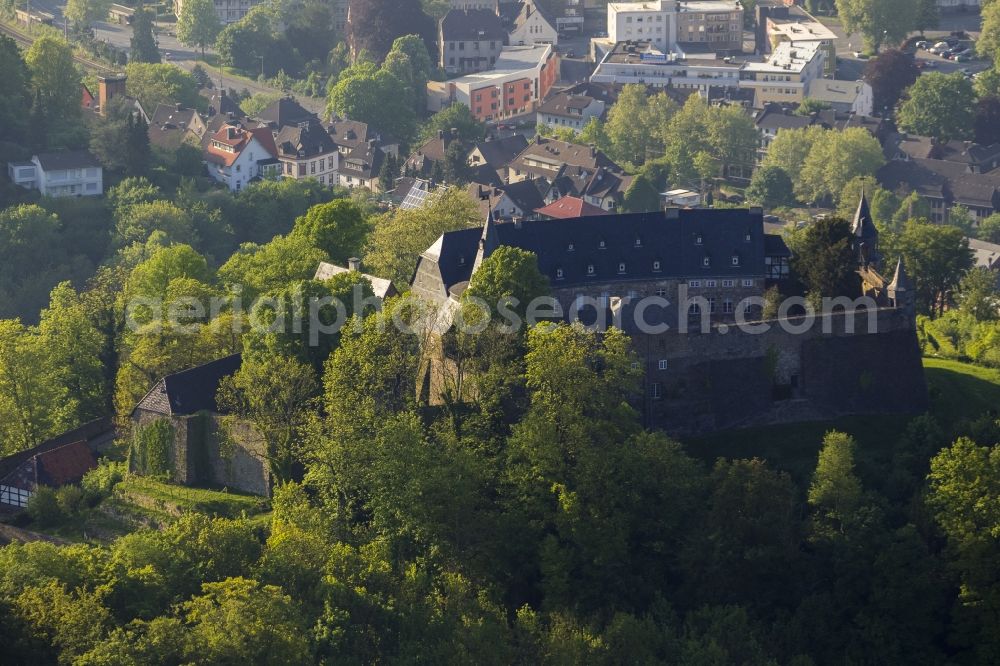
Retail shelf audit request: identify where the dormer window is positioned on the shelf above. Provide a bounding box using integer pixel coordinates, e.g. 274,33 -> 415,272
458,255 -> 465,266
618,262 -> 626,274
732,254 -> 740,266
587,264 -> 595,275
556,268 -> 564,280
745,229 -> 752,242
695,234 -> 703,245
598,240 -> 606,249
634,237 -> 642,247
703,256 -> 711,268
567,242 -> 575,252
652,260 -> 661,272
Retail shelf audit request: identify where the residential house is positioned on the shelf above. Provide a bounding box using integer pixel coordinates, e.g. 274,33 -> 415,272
466,134 -> 529,181
7,151 -> 103,197
536,91 -> 606,132
509,1 -> 559,46
426,44 -> 558,121
508,136 -> 621,183
440,8 -> 508,75
327,117 -> 400,159
968,237 -> 1000,273
534,195 -> 608,219
807,79 -> 874,116
468,179 -> 546,220
395,177 -> 444,209
405,129 -> 465,180
252,96 -> 317,130
204,123 -> 278,192
0,418 -> 113,511
148,103 -> 208,151
314,258 -> 398,300
202,88 -> 246,118
877,157 -> 1000,224
131,355 -> 272,496
754,103 -> 884,163
887,134 -> 1000,174
274,122 -> 339,186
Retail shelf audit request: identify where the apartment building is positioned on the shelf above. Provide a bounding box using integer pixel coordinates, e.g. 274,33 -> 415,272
607,0 -> 742,53
174,0 -> 262,25
740,40 -> 826,107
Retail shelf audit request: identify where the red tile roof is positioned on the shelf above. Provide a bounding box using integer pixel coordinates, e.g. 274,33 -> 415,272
535,196 -> 607,219
205,124 -> 276,168
34,441 -> 96,487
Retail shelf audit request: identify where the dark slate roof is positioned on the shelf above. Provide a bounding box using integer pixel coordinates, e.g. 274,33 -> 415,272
440,8 -> 506,42
473,134 -> 528,170
538,92 -> 599,116
878,158 -> 1000,209
134,354 -> 242,417
754,105 -> 813,132
510,136 -> 624,178
255,96 -> 317,128
852,192 -> 878,240
422,209 -> 771,293
275,121 -> 337,159
339,140 -> 384,179
501,178 -> 546,212
890,134 -> 1000,171
876,159 -> 947,199
35,150 -> 101,171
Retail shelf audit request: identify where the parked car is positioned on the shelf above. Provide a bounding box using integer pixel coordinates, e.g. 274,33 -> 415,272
955,53 -> 972,63
915,40 -> 929,49
922,59 -> 937,68
853,51 -> 869,59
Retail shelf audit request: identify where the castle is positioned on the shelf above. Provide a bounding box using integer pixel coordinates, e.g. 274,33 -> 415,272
412,195 -> 927,434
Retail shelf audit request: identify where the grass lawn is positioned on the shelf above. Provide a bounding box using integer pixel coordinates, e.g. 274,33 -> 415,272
685,357 -> 1000,488
114,475 -> 270,522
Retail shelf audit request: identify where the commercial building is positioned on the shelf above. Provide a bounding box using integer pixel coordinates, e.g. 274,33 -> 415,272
607,0 -> 742,53
427,44 -> 559,121
740,40 -> 826,107
174,0 -> 263,25
764,9 -> 837,75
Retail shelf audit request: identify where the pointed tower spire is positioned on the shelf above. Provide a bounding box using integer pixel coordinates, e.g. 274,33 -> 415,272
473,204 -> 499,273
888,257 -> 912,292
851,187 -> 876,239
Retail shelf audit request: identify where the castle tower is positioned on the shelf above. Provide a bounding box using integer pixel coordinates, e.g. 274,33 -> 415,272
98,74 -> 127,117
472,207 -> 499,273
887,257 -> 914,315
851,189 -> 880,269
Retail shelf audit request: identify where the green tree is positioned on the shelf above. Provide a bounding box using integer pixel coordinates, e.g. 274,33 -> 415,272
956,266 -> 1000,321
974,96 -> 1000,146
125,244 -> 212,304
761,125 -> 825,193
89,96 -> 142,172
465,246 -> 550,319
115,200 -> 196,247
837,178 -> 898,227
979,0 -> 1000,65
124,62 -> 203,112
897,72 -> 976,142
0,34 -> 30,143
622,174 -> 662,213
327,62 -> 416,143
913,0 -> 939,34
974,67 -> 1000,99
25,36 -> 82,148
745,165 -> 795,207
291,199 -> 370,264
798,128 -> 884,204
125,112 -> 151,177
892,190 -> 933,227
418,103 -> 486,145
177,0 -> 223,57
129,4 -> 160,63
889,220 -> 973,315
64,0 -> 112,28
217,234 -> 326,303
365,186 -> 480,287
927,437 -> 1000,663
13,581 -> 110,664
218,354 -> 319,484
977,213 -> 1000,243
385,34 -> 434,116
835,0 -> 916,52
795,98 -> 832,116
790,217 -> 859,298
605,85 -> 678,166
808,431 -> 864,538
346,1 -> 436,62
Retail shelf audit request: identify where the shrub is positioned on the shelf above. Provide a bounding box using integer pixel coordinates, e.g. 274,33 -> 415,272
81,461 -> 127,503
26,486 -> 64,526
55,485 -> 86,517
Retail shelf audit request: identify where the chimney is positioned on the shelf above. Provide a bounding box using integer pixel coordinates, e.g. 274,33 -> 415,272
513,216 -> 523,229
348,257 -> 361,271
175,102 -> 183,111
589,144 -> 597,157
438,129 -> 445,140
450,127 -> 459,138
97,73 -> 127,117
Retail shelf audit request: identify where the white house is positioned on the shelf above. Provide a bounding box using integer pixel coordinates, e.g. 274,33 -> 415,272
807,79 -> 874,116
536,92 -> 606,131
6,150 -> 103,197
510,2 -> 559,46
204,124 -> 278,192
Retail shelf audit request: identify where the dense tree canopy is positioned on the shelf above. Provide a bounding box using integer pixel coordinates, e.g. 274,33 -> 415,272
864,49 -> 919,112
897,72 -> 976,142
346,0 -> 436,62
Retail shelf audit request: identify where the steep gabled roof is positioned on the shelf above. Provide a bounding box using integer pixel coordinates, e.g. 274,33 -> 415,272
314,262 -> 396,299
35,441 -> 96,487
440,8 -> 507,42
851,191 -> 878,240
254,96 -> 317,128
472,134 -> 529,171
134,355 -> 242,417
888,257 -> 912,292
535,195 -> 607,219
274,121 -> 336,159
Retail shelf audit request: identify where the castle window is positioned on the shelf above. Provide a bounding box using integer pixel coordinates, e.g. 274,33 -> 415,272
731,254 -> 740,266
652,260 -> 661,272
567,242 -> 575,251
628,290 -> 638,299
631,361 -> 640,370
723,299 -> 734,313
688,280 -> 700,288
722,279 -> 734,287
695,234 -> 703,245
556,268 -> 564,280
618,262 -> 626,274
587,264 -> 595,275
599,240 -> 606,249
708,297 -> 716,313
651,382 -> 662,399
658,359 -> 668,370
656,288 -> 667,297
703,256 -> 711,268
634,237 -> 642,247
745,229 -> 752,242
706,280 -> 717,287
458,255 -> 465,265
742,279 -> 753,287
688,302 -> 701,315
744,301 -> 753,314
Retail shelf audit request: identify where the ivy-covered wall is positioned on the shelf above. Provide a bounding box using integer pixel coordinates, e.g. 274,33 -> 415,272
129,418 -> 174,478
